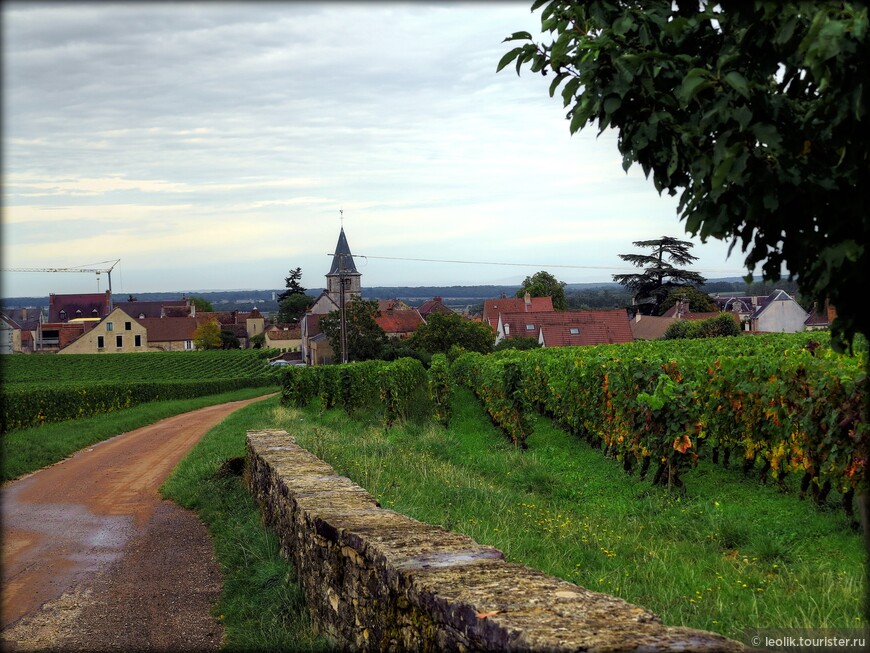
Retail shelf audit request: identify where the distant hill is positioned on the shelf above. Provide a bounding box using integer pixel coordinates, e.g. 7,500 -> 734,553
1,278 -> 791,316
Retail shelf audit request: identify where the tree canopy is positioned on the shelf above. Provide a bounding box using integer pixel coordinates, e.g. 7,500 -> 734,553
192,319 -> 221,350
276,267 -> 314,323
189,296 -> 213,313
499,0 -> 868,349
277,267 -> 306,302
408,312 -> 495,355
320,298 -> 387,363
613,236 -> 707,315
516,270 -> 567,310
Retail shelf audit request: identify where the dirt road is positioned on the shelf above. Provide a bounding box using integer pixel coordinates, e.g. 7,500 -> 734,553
1,395 -> 272,651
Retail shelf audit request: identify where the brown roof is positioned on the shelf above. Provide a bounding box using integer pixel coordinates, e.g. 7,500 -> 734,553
417,297 -> 454,317
375,309 -> 424,335
483,296 -> 554,329
501,309 -> 633,347
116,300 -> 188,319
629,315 -> 676,341
48,292 -> 111,322
137,317 -> 198,342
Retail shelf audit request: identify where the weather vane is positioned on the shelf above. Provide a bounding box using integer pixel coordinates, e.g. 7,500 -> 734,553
340,208 -> 344,228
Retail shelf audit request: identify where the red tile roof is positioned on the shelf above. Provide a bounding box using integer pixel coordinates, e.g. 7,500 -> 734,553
483,296 -> 554,329
375,309 -> 424,336
417,297 -> 454,317
500,309 -> 633,347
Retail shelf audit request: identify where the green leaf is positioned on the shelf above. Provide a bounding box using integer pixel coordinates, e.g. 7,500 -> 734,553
723,71 -> 750,98
677,68 -> 713,106
496,47 -> 523,73
603,95 -> 621,114
613,15 -> 634,37
504,31 -> 533,42
548,72 -> 568,98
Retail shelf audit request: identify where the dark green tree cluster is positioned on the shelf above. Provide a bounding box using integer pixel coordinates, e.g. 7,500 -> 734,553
320,298 -> 387,363
662,314 -> 742,340
516,271 -> 567,310
408,312 -> 495,356
613,237 -> 707,316
277,267 -> 314,324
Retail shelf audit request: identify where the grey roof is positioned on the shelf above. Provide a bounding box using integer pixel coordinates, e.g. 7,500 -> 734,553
327,228 -> 360,276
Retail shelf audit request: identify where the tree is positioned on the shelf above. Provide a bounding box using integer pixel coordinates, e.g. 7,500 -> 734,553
516,270 -> 567,310
276,267 -> 314,323
408,312 -> 495,355
278,293 -> 314,324
659,285 -> 718,315
277,267 -> 306,302
320,298 -> 387,362
189,296 -> 213,313
192,320 -> 221,350
499,1 -> 868,350
220,329 -> 241,349
249,332 -> 266,349
613,237 -> 707,315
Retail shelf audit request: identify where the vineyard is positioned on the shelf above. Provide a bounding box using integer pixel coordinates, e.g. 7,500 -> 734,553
1,350 -> 280,433
281,332 -> 868,520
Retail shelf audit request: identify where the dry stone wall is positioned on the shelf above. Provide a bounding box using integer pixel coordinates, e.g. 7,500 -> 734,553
246,429 -> 745,652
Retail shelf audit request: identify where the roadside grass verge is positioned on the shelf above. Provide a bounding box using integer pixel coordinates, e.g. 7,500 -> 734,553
160,396 -> 329,653
1,386 -> 278,483
261,387 -> 865,643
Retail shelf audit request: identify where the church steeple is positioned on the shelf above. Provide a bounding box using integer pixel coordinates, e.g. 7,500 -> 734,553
325,226 -> 361,303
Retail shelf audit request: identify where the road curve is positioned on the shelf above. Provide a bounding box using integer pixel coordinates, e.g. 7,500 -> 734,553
1,394 -> 272,651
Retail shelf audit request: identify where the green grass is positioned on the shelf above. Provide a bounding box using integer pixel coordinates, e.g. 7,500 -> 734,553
259,388 -> 866,644
0,386 -> 278,483
159,397 -> 329,652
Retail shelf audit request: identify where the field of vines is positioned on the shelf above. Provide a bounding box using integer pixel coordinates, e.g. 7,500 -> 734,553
1,349 -> 280,433
281,331 -> 867,521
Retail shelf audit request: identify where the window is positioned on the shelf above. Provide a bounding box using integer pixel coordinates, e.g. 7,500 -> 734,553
525,324 -> 535,331
75,310 -> 82,318
116,335 -> 123,348
185,340 -> 193,350
97,335 -> 105,349
92,308 -> 99,316
570,327 -> 580,335
125,321 -> 132,331
134,334 -> 142,347
106,322 -> 114,332
59,310 -> 67,321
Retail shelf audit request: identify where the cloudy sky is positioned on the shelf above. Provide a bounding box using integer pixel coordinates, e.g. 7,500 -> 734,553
2,1 -> 747,298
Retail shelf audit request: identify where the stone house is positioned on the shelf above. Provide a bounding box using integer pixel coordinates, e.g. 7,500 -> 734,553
264,324 -> 302,352
58,307 -> 148,354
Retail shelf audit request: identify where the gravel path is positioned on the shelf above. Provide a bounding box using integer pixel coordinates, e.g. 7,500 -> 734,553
1,396 -> 271,652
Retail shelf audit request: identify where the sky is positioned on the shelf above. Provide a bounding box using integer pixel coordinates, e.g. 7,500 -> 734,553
2,1 -> 749,299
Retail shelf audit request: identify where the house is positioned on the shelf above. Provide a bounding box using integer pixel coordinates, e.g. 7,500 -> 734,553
416,296 -> 454,319
713,290 -> 808,333
495,309 -> 634,347
375,304 -> 424,340
264,324 -> 302,351
483,293 -> 554,331
136,317 -> 199,351
1,307 -> 44,353
0,314 -> 18,354
630,314 -> 678,341
58,307 -> 148,354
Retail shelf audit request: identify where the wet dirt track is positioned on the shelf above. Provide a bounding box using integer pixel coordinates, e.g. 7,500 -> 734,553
1,395 -> 272,651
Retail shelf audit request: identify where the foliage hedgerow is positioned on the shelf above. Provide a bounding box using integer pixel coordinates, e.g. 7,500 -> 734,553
428,354 -> 452,426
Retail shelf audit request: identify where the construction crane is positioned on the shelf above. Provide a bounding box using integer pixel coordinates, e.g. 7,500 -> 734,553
2,259 -> 121,309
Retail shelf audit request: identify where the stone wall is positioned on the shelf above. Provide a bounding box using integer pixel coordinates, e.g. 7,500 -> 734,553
246,429 -> 745,652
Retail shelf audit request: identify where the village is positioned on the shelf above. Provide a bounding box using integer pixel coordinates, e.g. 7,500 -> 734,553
0,227 -> 829,361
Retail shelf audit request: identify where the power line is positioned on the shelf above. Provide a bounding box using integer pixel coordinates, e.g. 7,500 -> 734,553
348,254 -> 745,276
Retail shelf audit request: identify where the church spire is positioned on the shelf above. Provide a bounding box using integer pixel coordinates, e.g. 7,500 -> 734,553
327,227 -> 359,275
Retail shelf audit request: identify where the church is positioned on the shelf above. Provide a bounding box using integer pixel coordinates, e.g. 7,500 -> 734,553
299,227 -> 362,365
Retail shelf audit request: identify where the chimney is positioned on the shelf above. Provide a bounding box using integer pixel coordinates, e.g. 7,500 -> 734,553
21,307 -> 27,321
524,292 -> 531,311
434,296 -> 442,303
